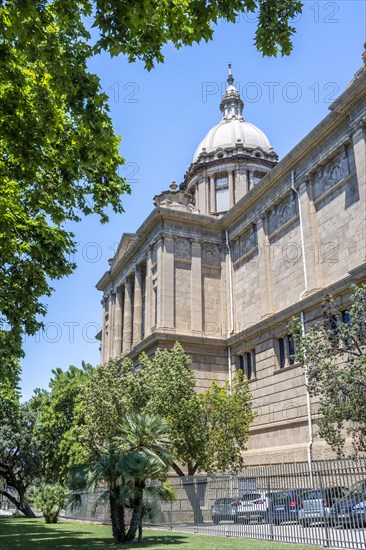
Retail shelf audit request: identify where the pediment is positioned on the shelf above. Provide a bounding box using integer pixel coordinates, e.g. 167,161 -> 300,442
111,233 -> 137,267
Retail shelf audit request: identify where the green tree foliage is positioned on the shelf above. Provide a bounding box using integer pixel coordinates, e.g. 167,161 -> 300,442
0,404 -> 41,517
70,413 -> 173,544
94,0 -> 303,68
0,332 -> 21,424
29,363 -> 94,483
79,344 -> 254,476
289,284 -> 366,455
199,370 -> 254,473
142,343 -> 255,476
78,357 -> 148,453
31,484 -> 67,524
141,344 -> 254,524
0,0 -> 129,363
0,0 -> 302,386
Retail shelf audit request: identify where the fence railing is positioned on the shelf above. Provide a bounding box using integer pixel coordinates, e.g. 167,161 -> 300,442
65,457 -> 366,549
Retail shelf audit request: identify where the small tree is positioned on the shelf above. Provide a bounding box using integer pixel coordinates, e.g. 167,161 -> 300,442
115,413 -> 173,543
77,343 -> 255,525
32,484 -> 66,523
289,284 -> 366,455
29,363 -> 94,483
0,404 -> 41,517
70,413 -> 173,544
142,343 -> 255,523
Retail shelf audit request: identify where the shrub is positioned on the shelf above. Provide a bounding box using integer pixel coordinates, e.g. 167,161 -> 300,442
32,484 -> 66,524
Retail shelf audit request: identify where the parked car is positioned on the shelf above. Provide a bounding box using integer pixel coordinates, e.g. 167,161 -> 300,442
298,486 -> 348,526
330,480 -> 366,528
267,490 -> 303,525
211,497 -> 239,524
232,492 -> 269,523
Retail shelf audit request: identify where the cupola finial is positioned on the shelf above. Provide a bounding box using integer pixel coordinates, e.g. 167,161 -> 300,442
227,63 -> 234,86
220,63 -> 244,120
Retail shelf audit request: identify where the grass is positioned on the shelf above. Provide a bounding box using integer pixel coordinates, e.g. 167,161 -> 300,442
0,517 -> 321,550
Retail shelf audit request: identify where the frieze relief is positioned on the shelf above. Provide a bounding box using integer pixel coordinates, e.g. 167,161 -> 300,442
175,237 -> 191,260
202,243 -> 220,266
313,148 -> 349,200
268,193 -> 298,235
232,226 -> 257,263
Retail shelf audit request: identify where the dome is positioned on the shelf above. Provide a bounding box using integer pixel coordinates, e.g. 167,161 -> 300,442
192,64 -> 273,163
193,118 -> 271,162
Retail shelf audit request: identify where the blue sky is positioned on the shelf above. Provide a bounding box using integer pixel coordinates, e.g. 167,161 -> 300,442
20,1 -> 366,399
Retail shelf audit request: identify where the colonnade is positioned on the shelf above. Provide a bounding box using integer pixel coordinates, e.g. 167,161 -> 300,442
101,264 -> 147,363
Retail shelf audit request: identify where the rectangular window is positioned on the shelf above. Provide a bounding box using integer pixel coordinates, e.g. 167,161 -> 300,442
239,350 -> 256,380
216,188 -> 229,211
215,176 -> 229,212
278,338 -> 286,369
245,352 -> 252,380
277,336 -> 295,370
288,335 -> 295,365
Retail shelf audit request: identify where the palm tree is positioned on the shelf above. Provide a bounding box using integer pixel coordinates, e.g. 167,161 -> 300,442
69,413 -> 173,544
69,443 -> 129,543
115,413 -> 173,543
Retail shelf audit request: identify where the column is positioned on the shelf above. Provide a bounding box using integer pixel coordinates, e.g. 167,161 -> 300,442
235,165 -> 246,202
352,119 -> 366,260
197,179 -> 207,214
122,278 -> 133,353
144,248 -> 153,336
156,238 -> 164,329
297,179 -> 322,293
228,170 -> 235,208
257,214 -> 275,318
113,286 -> 123,357
157,235 -> 175,330
101,296 -> 107,364
108,290 -> 115,359
133,268 -> 143,345
191,240 -> 203,333
164,236 -> 176,330
210,176 -> 216,213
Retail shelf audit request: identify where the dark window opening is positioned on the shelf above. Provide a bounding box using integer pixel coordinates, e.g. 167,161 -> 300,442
279,338 -> 286,369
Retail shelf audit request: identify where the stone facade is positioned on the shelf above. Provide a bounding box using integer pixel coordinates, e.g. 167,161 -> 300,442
97,58 -> 366,467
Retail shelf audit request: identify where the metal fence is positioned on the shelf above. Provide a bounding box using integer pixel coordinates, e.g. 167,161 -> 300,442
65,457 -> 366,549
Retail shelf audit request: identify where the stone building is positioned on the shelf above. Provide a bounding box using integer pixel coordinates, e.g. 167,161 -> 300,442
97,55 -> 366,467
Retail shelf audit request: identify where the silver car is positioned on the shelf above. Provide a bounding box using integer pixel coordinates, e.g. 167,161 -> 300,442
298,486 -> 348,526
233,492 -> 269,523
211,497 -> 239,524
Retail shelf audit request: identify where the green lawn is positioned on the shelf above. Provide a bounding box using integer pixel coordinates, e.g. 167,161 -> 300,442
0,517 -> 321,550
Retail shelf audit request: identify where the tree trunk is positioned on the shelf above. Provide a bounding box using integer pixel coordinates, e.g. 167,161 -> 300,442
181,477 -> 204,525
137,511 -> 143,543
109,494 -> 126,544
171,464 -> 204,525
126,486 -> 144,543
2,489 -> 36,518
